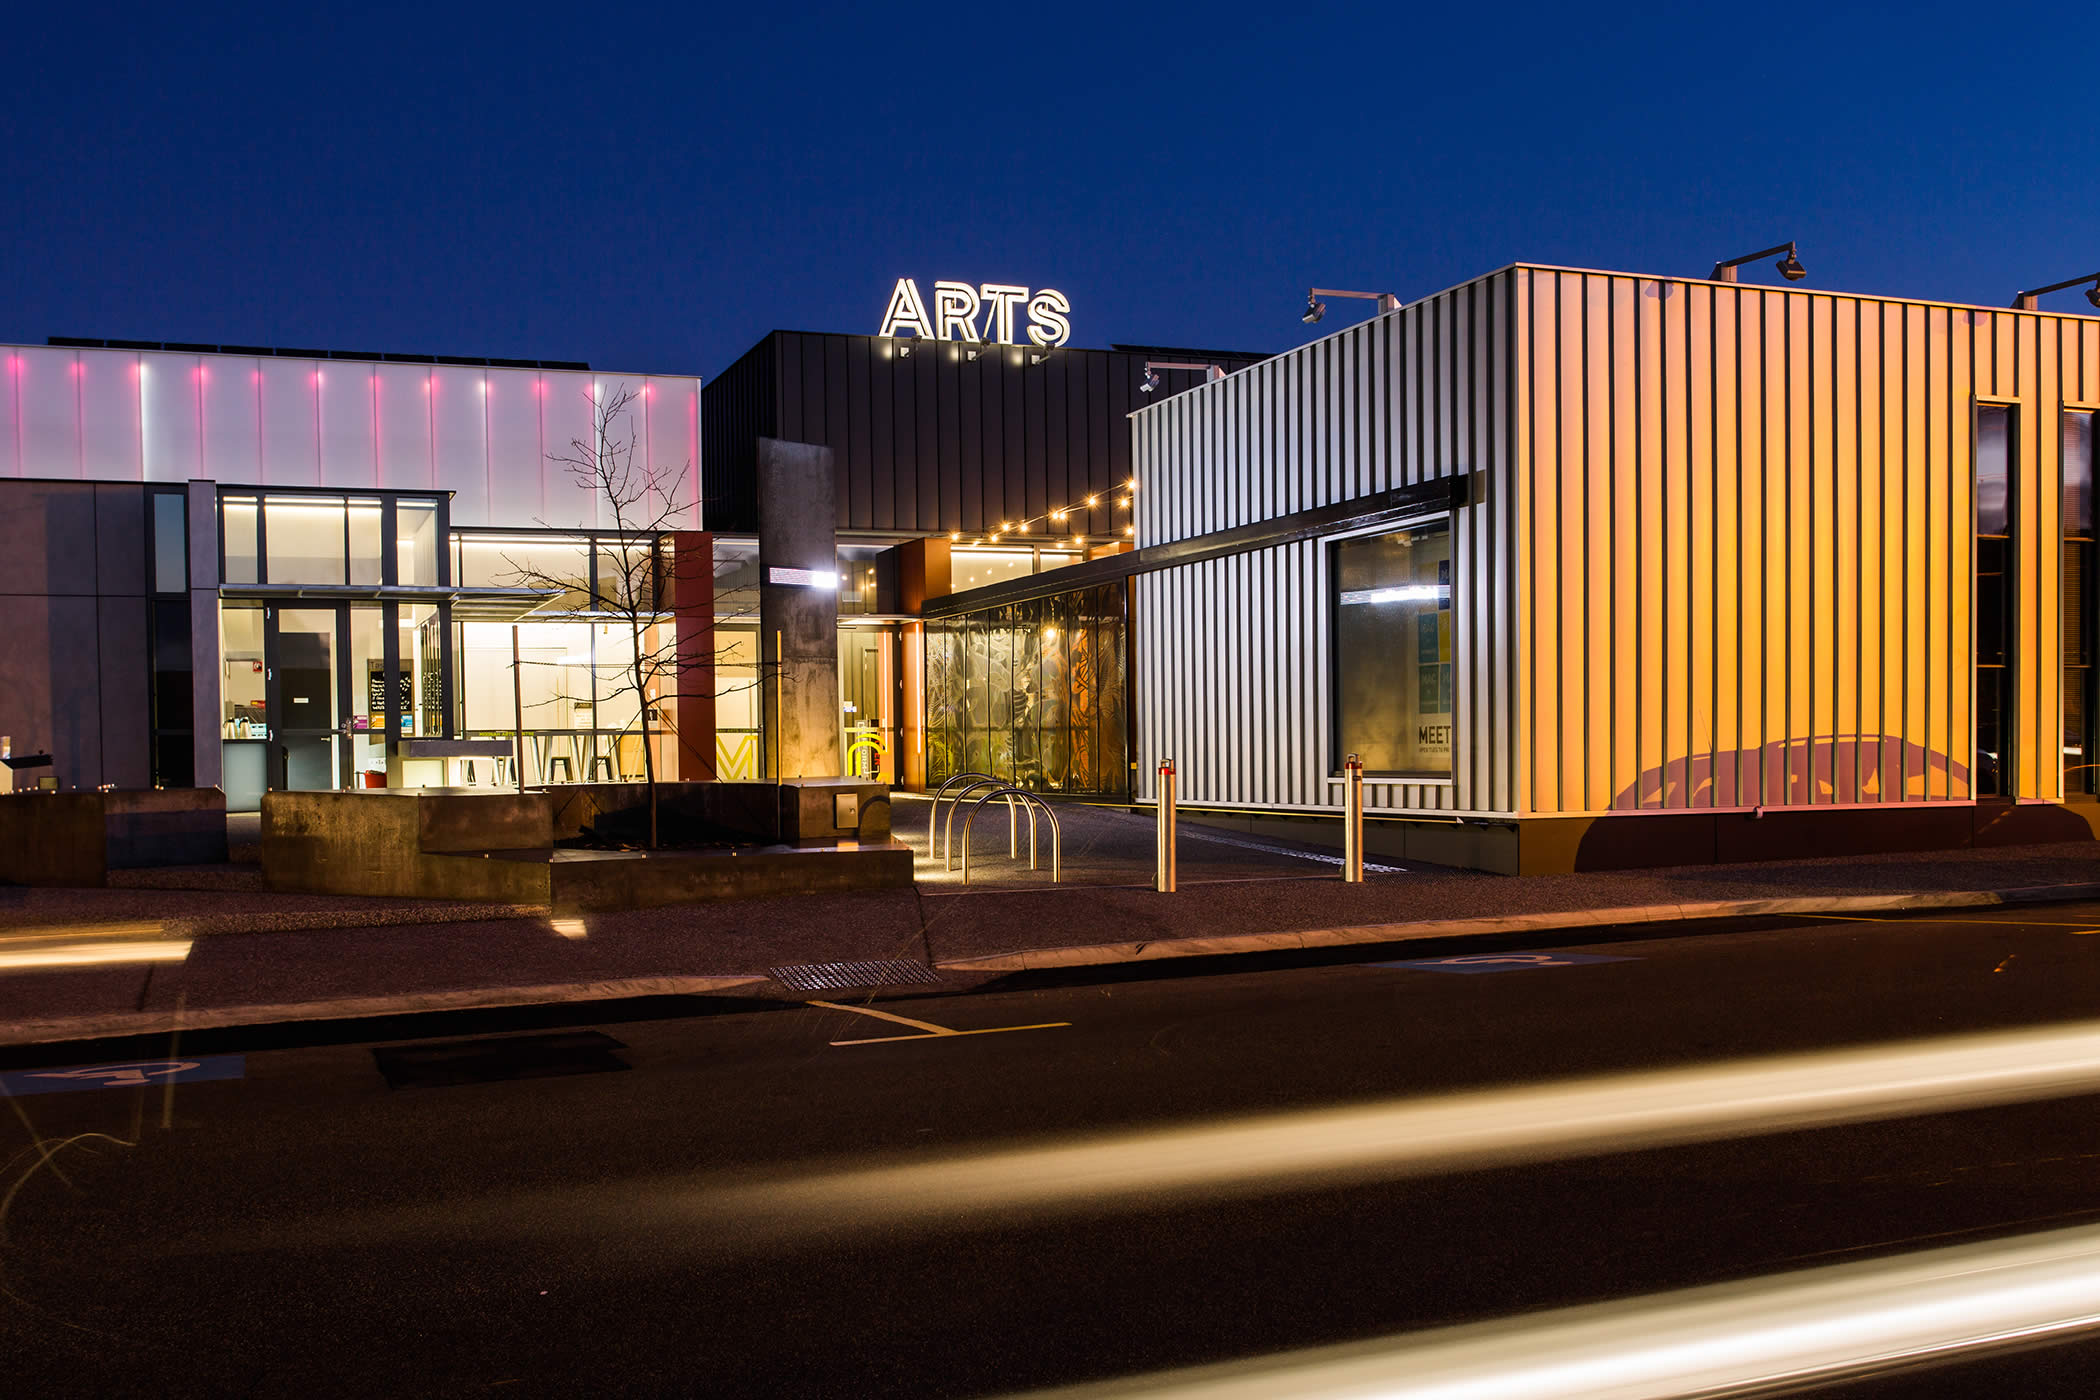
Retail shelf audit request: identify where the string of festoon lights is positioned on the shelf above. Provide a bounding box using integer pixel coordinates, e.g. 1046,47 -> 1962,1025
946,478 -> 1138,550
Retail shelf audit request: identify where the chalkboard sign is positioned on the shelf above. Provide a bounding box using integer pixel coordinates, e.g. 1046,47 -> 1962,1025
367,667 -> 411,717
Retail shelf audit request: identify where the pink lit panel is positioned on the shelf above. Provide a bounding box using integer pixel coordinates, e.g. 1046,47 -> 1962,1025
258,359 -> 321,486
139,352 -> 203,482
430,368 -> 491,525
203,358 -> 264,485
374,364 -> 434,489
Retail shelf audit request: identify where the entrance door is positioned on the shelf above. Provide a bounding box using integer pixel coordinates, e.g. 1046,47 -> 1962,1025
840,628 -> 895,779
265,605 -> 350,791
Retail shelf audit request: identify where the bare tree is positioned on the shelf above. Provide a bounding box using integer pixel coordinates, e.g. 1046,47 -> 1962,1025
499,383 -> 758,849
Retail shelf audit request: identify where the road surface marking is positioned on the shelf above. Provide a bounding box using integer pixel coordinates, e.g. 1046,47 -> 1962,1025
0,1056 -> 243,1097
807,999 -> 1070,1047
1375,952 -> 1636,975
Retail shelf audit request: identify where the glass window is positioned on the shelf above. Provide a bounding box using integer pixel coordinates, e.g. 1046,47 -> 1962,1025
951,548 -> 1035,591
1333,521 -> 1454,777
713,538 -> 760,624
220,603 -> 266,734
397,500 -> 440,586
222,496 -> 259,585
924,581 -> 1129,797
457,534 -> 591,609
152,492 -> 187,594
1976,405 -> 2015,797
837,545 -> 886,617
595,538 -> 657,613
265,496 -> 346,585
348,499 -> 383,587
2066,411 -> 2096,797
398,603 -> 445,737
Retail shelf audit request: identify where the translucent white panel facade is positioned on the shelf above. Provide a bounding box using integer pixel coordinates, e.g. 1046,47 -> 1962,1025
259,359 -> 320,486
18,347 -> 79,478
431,367 -> 489,524
201,358 -> 262,482
374,364 -> 433,491
538,371 -> 598,528
80,353 -> 140,480
485,374 -> 545,524
140,352 -> 202,482
0,342 -> 701,530
317,365 -> 375,491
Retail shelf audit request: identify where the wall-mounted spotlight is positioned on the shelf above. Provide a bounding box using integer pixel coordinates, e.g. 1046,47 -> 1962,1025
2011,271 -> 2100,311
1711,241 -> 1806,284
897,339 -> 914,358
1302,287 -> 1401,326
1028,347 -> 1057,367
966,347 -> 983,361
1142,360 -> 1227,392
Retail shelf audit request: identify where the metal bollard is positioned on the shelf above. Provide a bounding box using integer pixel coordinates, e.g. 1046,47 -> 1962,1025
1155,758 -> 1177,893
1341,752 -> 1365,882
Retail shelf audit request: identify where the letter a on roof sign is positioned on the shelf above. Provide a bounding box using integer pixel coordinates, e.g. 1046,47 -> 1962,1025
879,278 -> 935,340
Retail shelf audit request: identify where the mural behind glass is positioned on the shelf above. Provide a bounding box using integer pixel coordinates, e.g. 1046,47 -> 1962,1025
926,583 -> 1129,798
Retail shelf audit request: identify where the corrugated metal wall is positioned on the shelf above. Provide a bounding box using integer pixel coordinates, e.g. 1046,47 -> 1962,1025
1516,267 -> 2100,814
1130,271 -> 1519,816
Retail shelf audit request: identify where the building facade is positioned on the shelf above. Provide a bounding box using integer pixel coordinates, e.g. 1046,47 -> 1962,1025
1109,265 -> 2100,869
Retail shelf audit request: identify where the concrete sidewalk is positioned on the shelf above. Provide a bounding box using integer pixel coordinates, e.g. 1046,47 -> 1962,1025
3,823 -> 2099,1046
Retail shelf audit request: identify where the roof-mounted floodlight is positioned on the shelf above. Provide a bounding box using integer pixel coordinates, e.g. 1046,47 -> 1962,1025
1711,241 -> 1806,284
1141,361 -> 1227,393
1303,287 -> 1400,324
2011,271 -> 2100,311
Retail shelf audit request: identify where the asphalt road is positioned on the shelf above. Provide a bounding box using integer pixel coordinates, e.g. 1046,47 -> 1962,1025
9,902 -> 2100,1397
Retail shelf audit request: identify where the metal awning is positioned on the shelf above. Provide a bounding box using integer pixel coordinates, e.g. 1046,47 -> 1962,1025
218,584 -> 566,622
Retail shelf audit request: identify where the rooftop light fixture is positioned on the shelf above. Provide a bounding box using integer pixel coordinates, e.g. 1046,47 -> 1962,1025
2011,271 -> 2100,311
1143,360 -> 1227,390
1711,241 -> 1806,283
1302,288 -> 1401,325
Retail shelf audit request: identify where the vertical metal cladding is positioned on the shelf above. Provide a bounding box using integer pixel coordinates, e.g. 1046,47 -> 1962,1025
701,332 -> 1265,537
1517,268 -> 2100,814
1131,272 -> 1519,817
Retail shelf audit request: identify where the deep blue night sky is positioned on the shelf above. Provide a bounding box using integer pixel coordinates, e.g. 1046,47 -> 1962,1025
6,2 -> 2096,378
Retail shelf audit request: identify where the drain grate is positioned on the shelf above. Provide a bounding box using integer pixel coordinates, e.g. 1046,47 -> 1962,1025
373,1030 -> 631,1090
770,959 -> 940,992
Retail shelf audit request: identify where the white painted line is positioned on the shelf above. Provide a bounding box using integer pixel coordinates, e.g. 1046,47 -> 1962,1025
808,998 -> 1070,1047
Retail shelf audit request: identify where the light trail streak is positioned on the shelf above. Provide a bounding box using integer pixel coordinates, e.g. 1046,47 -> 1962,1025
696,1018 -> 2100,1229
0,922 -> 190,970
1003,1221 -> 2100,1398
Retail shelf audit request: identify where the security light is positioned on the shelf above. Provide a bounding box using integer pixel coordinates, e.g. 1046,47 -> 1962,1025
1711,241 -> 1805,284
2011,270 -> 2100,310
1140,369 -> 1161,393
1302,295 -> 1327,324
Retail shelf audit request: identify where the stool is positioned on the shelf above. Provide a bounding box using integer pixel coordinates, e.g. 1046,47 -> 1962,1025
588,755 -> 614,782
547,756 -> 574,783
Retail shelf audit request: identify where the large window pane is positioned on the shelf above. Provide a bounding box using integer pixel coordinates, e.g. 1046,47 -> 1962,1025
152,492 -> 187,594
266,497 -> 346,585
220,603 -> 265,734
1977,405 -> 2011,537
348,499 -> 383,586
1333,521 -> 1454,776
458,534 -> 591,609
398,500 -> 440,586
222,497 -> 259,585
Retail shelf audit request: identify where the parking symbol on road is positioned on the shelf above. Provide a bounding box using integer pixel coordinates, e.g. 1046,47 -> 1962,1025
0,1056 -> 245,1097
1374,952 -> 1636,975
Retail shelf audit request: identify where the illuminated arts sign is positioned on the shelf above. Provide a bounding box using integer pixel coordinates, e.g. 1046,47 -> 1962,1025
767,566 -> 839,590
878,279 -> 1071,347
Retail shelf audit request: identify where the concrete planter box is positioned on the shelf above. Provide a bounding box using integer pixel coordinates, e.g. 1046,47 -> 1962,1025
263,789 -> 554,901
264,784 -> 910,909
543,779 -> 891,845
0,788 -> 228,887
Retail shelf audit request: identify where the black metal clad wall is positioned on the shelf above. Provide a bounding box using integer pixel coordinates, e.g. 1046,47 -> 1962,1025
702,332 -> 1264,535
699,336 -> 777,532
